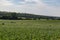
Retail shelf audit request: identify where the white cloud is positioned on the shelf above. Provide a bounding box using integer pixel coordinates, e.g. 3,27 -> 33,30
0,0 -> 13,6
0,0 -> 60,17
46,6 -> 60,16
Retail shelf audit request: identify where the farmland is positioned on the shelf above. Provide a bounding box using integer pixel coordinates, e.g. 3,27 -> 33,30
0,20 -> 60,40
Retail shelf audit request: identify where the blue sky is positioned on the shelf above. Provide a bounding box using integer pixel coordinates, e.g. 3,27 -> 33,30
11,0 -> 25,5
10,0 -> 60,6
42,0 -> 60,6
0,0 -> 60,16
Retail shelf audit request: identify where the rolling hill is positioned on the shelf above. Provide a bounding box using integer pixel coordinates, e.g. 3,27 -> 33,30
0,11 -> 60,20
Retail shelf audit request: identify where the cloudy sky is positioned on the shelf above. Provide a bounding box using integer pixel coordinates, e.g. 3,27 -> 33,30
0,0 -> 60,16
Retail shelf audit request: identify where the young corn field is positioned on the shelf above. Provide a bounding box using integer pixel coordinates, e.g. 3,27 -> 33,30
0,20 -> 60,40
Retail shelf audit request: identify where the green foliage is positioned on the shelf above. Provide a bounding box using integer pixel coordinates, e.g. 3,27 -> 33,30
0,20 -> 60,40
0,11 -> 59,20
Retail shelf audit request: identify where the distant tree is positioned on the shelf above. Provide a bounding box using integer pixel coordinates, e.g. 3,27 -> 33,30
11,13 -> 17,19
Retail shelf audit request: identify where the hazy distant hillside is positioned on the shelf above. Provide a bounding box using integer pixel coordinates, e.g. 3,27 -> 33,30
0,11 -> 60,20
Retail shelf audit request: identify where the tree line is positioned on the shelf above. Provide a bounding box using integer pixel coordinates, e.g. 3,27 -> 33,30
0,11 -> 60,20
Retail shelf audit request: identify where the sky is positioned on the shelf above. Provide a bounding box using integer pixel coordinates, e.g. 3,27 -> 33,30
0,0 -> 60,17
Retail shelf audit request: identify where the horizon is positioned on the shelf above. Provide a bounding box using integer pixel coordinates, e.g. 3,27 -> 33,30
0,0 -> 60,17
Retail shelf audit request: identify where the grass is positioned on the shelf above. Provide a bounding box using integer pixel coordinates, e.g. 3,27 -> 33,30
0,20 -> 60,40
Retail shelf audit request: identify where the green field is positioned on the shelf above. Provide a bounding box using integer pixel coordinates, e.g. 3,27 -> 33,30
0,20 -> 60,40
